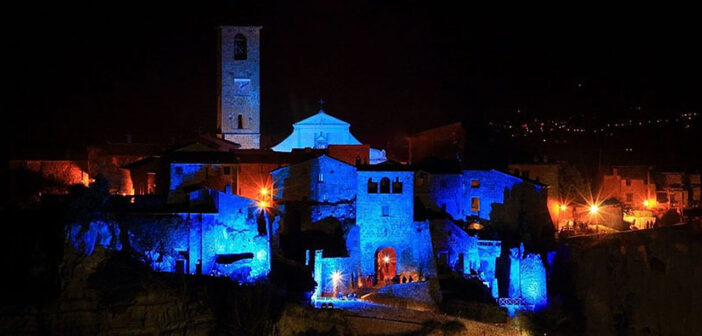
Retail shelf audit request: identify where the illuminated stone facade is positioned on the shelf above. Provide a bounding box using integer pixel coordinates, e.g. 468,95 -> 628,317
218,26 -> 262,149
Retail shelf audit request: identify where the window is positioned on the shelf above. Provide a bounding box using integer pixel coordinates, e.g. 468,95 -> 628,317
234,34 -> 247,60
175,166 -> 183,175
237,114 -> 244,129
223,166 -> 231,175
471,197 -> 480,212
368,178 -> 378,193
380,177 -> 390,193
318,173 -> 324,183
381,205 -> 389,217
626,193 -> 633,202
392,178 -> 403,193
471,180 -> 480,188
625,178 -> 631,186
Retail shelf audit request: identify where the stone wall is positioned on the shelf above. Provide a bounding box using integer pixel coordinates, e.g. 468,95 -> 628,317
552,223 -> 702,335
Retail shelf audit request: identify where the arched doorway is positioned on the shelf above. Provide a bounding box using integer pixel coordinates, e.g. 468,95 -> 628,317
375,247 -> 397,286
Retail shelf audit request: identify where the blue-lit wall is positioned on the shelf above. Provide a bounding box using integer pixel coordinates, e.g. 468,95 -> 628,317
430,219 -> 501,297
463,170 -> 541,220
356,170 -> 436,278
420,170 -> 542,222
508,244 -> 548,309
271,155 -> 357,203
67,191 -> 270,284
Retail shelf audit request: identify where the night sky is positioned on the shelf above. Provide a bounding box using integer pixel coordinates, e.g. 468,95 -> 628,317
7,3 -> 702,156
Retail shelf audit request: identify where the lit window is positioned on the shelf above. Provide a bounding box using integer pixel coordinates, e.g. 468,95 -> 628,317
471,197 -> 480,212
234,33 -> 247,60
471,180 -> 480,188
382,205 -> 389,217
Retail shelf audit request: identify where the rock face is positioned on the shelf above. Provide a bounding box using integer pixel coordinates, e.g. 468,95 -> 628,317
0,247 -> 281,335
553,223 -> 702,335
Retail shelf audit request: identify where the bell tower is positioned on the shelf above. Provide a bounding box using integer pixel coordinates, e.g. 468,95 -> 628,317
218,26 -> 261,149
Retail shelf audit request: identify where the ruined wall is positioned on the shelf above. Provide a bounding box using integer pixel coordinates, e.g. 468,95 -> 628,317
463,170 -> 533,220
553,224 -> 702,335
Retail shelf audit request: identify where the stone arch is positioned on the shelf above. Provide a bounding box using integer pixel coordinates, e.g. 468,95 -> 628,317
375,246 -> 397,286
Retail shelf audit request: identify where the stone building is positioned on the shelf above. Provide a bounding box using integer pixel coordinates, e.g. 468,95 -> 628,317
272,108 -> 387,164
68,188 -> 271,283
599,165 -> 656,209
416,168 -> 548,222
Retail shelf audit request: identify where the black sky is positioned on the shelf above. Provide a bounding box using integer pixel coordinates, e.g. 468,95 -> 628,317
7,2 -> 702,151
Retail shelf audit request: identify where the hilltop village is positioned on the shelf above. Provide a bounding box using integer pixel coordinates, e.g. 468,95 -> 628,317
6,26 -> 701,333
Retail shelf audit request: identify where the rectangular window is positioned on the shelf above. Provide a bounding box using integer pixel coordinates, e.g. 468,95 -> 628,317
318,173 -> 324,183
471,197 -> 480,212
368,179 -> 378,193
626,193 -> 633,202
223,166 -> 231,175
392,179 -> 403,193
625,178 -> 631,186
381,205 -> 389,217
471,179 -> 480,188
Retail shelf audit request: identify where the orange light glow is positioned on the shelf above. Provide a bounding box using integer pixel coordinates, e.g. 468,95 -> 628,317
560,204 -> 567,211
260,188 -> 268,196
644,199 -> 656,208
258,200 -> 269,208
383,256 -> 390,263
589,205 -> 599,214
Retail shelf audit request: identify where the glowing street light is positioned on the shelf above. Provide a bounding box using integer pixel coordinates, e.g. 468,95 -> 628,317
257,200 -> 269,209
560,204 -> 567,211
383,256 -> 390,264
589,205 -> 599,214
260,188 -> 268,196
331,271 -> 342,297
331,271 -> 342,283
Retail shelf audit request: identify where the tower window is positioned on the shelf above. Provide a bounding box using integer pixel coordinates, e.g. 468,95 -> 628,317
380,177 -> 390,193
237,114 -> 244,129
381,205 -> 389,217
318,173 -> 324,183
368,178 -> 378,193
471,180 -> 480,188
234,34 -> 247,60
392,178 -> 402,193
